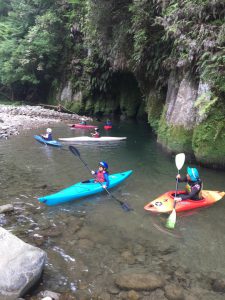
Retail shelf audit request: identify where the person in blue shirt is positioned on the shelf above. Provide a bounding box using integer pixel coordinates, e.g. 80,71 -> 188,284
91,161 -> 109,189
174,167 -> 203,201
105,119 -> 112,126
41,128 -> 53,141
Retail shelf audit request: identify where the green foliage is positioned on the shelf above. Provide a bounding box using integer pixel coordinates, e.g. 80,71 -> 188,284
0,0 -> 72,100
193,103 -> 225,165
195,93 -> 218,117
161,0 -> 225,94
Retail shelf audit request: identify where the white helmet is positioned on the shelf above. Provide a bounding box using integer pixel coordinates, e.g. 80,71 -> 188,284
46,128 -> 52,133
81,118 -> 85,121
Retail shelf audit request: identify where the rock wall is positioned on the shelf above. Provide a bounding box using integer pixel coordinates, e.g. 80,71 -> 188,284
57,73 -> 144,118
157,70 -> 225,168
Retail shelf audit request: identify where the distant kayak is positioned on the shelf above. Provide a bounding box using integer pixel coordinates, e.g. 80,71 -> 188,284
34,135 -> 62,147
144,190 -> 225,213
38,170 -> 133,206
69,124 -> 96,129
59,136 -> 127,142
104,125 -> 112,130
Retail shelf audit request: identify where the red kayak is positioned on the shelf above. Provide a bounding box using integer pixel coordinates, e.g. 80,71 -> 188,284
144,190 -> 225,213
69,124 -> 96,129
104,125 -> 112,130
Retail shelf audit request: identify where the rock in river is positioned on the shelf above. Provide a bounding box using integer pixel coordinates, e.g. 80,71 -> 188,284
0,227 -> 46,299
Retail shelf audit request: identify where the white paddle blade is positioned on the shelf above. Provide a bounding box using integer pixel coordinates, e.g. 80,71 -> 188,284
166,209 -> 176,229
175,153 -> 185,171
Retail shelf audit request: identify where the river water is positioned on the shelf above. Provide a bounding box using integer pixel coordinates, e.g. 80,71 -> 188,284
1,120 -> 225,298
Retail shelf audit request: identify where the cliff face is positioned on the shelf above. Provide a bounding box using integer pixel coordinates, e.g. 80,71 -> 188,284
55,0 -> 225,168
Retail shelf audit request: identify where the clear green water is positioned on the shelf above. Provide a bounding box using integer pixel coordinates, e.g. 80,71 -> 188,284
0,120 -> 225,296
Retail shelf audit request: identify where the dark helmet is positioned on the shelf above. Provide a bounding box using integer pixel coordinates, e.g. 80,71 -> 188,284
187,167 -> 199,182
99,161 -> 108,169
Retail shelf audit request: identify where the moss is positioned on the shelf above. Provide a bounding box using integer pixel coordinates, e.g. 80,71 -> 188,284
67,101 -> 83,113
157,107 -> 193,153
193,104 -> 225,166
145,91 -> 164,132
119,93 -> 140,117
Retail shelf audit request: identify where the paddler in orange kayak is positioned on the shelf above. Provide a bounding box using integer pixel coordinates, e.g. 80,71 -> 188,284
174,167 -> 203,202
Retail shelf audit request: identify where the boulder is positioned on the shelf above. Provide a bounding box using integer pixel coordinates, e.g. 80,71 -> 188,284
0,227 -> 46,299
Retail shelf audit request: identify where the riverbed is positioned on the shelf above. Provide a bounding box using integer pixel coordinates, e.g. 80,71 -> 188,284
1,120 -> 225,299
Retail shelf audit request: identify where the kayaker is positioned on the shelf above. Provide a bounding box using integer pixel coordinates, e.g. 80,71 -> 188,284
41,128 -> 53,141
79,118 -> 87,125
105,119 -> 112,126
91,127 -> 100,138
174,167 -> 203,201
91,161 -> 109,189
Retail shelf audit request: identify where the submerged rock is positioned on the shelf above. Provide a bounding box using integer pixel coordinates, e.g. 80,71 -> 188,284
0,204 -> 14,214
0,227 -> 46,299
115,272 -> 164,291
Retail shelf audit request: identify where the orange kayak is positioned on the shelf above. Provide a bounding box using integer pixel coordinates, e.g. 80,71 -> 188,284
144,190 -> 225,213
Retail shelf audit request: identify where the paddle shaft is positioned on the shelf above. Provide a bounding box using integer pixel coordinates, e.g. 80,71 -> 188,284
173,170 -> 180,208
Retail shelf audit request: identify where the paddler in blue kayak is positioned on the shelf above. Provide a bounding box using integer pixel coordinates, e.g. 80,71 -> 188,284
105,118 -> 112,126
91,161 -> 109,189
174,167 -> 202,201
41,128 -> 53,141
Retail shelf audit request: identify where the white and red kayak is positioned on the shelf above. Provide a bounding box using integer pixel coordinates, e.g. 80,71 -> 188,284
69,124 -> 96,129
59,136 -> 127,142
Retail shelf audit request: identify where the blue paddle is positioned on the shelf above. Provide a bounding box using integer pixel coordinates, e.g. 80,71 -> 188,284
69,145 -> 133,212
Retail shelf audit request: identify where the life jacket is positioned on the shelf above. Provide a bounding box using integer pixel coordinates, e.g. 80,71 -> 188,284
185,180 -> 203,199
43,133 -> 52,141
95,170 -> 106,183
92,132 -> 100,138
46,133 -> 53,141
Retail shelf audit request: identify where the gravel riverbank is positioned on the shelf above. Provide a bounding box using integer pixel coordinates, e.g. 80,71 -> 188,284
0,104 -> 90,139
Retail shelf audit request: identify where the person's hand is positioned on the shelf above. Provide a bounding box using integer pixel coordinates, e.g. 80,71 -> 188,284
102,185 -> 107,189
176,174 -> 181,179
174,197 -> 182,202
91,170 -> 95,175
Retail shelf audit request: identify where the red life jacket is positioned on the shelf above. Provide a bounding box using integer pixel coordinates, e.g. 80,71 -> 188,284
92,132 -> 100,138
95,170 -> 105,182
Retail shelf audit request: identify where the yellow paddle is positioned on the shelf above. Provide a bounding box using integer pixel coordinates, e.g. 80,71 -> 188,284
166,153 -> 185,229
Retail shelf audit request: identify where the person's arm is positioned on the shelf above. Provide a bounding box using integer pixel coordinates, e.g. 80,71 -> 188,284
103,173 -> 110,188
176,175 -> 187,183
180,184 -> 201,200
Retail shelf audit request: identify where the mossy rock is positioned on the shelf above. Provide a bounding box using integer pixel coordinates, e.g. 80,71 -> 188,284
157,108 -> 193,153
145,91 -> 164,132
193,104 -> 225,168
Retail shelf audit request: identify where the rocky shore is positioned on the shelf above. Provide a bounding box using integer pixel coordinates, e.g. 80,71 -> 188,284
1,202 -> 225,300
0,104 -> 91,139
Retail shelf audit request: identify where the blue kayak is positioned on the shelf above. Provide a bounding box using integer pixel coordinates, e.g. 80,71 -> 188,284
34,135 -> 62,147
38,170 -> 133,206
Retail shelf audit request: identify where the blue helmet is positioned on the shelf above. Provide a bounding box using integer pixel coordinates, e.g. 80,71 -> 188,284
187,167 -> 199,182
99,161 -> 108,169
